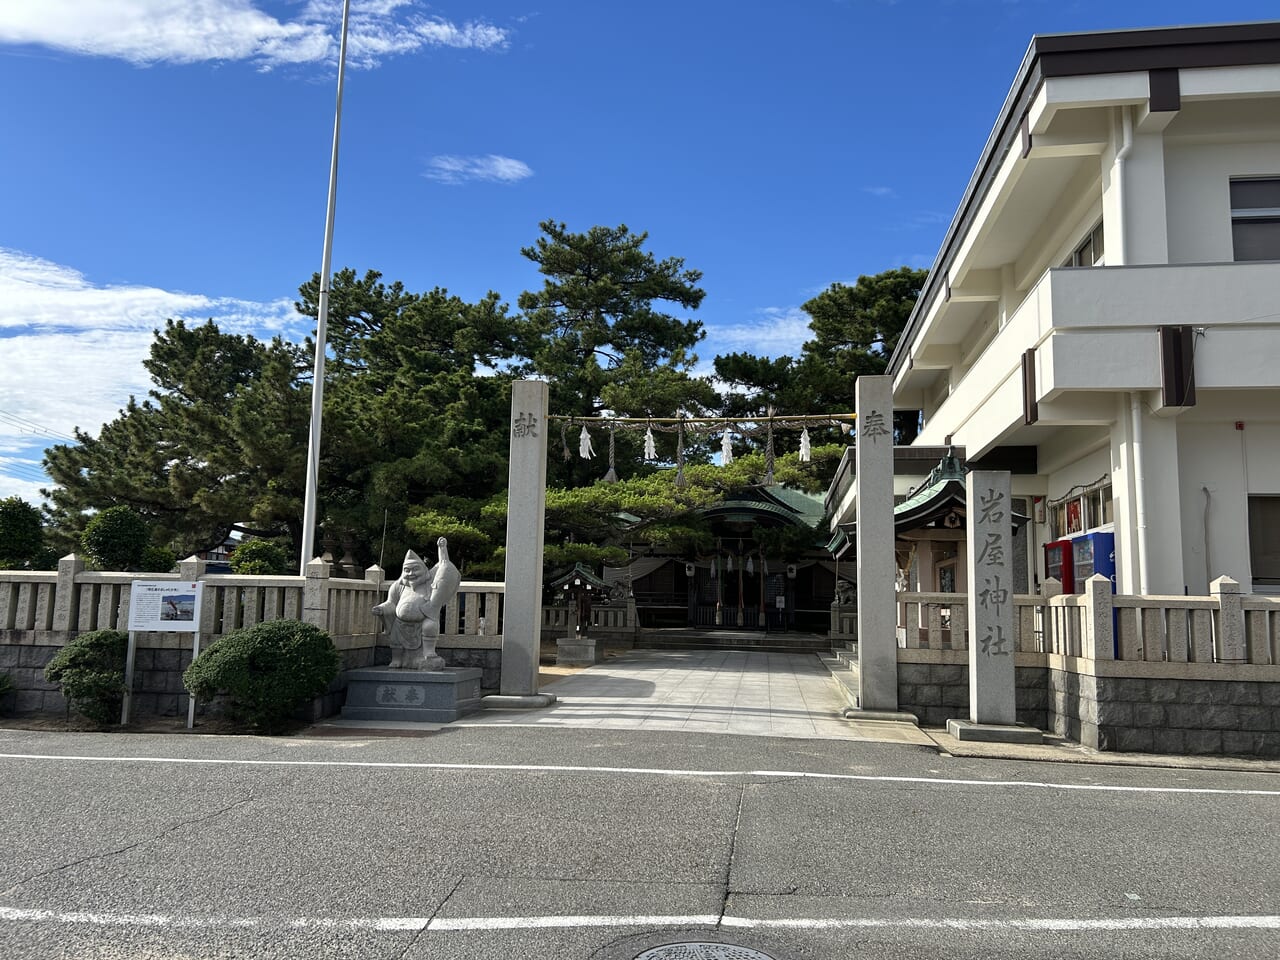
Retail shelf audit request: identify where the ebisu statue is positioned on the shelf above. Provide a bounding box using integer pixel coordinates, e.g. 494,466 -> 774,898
373,537 -> 462,671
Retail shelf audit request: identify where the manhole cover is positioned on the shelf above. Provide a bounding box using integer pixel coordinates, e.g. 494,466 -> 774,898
634,944 -> 777,960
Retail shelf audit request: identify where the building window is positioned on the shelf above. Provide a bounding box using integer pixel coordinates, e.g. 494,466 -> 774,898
1049,481 -> 1112,539
1231,178 -> 1280,261
1063,221 -> 1105,267
1248,496 -> 1280,585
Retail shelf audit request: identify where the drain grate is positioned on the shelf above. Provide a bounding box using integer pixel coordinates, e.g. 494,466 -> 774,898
634,944 -> 777,960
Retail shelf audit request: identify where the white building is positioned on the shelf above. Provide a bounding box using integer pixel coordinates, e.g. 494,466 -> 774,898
886,21 -> 1280,598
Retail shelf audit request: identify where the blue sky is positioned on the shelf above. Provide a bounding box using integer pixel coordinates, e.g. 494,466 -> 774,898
2,0 -> 1277,502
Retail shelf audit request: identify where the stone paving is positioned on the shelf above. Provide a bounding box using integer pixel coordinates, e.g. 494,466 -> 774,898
454,649 -> 936,744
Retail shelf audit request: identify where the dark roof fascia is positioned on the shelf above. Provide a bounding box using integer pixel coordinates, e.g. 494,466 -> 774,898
886,20 -> 1280,379
703,499 -> 814,528
548,562 -> 610,591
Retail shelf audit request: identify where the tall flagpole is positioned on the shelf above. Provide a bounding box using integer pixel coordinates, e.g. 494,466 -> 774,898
300,0 -> 352,572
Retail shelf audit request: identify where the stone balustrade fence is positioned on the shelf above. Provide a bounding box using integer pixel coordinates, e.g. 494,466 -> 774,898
895,575 -> 1280,667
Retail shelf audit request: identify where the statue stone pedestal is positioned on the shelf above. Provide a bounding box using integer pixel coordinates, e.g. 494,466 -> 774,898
556,635 -> 599,666
341,667 -> 483,723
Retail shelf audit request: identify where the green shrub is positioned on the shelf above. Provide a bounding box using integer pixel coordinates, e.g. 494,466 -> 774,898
81,506 -> 149,571
43,629 -> 128,725
183,619 -> 339,732
142,545 -> 177,573
228,539 -> 289,575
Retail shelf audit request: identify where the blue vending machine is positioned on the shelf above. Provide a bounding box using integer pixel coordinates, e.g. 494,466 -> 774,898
1071,531 -> 1117,593
1072,531 -> 1118,655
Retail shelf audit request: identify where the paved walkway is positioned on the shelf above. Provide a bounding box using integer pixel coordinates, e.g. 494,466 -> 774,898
455,649 -> 935,744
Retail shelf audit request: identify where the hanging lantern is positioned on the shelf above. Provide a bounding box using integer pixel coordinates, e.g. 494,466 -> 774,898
746,554 -> 754,575
727,553 -> 734,573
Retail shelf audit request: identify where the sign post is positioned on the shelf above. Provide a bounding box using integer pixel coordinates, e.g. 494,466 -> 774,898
125,580 -> 204,727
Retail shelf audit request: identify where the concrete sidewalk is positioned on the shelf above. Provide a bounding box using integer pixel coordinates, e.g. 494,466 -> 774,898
315,649 -> 1280,773
454,649 -> 936,745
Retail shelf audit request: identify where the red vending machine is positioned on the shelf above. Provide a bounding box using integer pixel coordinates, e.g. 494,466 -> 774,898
1044,539 -> 1075,593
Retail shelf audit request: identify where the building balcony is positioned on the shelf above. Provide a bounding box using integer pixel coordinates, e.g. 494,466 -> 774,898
903,260 -> 1280,457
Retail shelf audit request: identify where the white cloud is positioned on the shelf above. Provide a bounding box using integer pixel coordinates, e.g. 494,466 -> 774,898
863,186 -> 897,199
0,248 -> 304,499
0,1 -> 509,70
708,306 -> 813,360
423,154 -> 533,185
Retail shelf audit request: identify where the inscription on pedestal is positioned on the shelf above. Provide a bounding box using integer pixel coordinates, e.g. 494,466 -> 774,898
377,684 -> 426,705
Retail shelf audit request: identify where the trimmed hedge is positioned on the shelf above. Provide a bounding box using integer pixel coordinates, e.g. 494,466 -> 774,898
183,619 -> 339,732
43,629 -> 128,725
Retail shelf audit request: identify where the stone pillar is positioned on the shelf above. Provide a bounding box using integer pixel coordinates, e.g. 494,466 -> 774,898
302,557 -> 332,630
967,470 -> 1015,724
501,380 -> 549,695
1083,574 -> 1114,661
854,375 -> 897,711
52,553 -> 85,635
177,555 -> 208,581
1210,575 -> 1245,663
175,555 -> 215,636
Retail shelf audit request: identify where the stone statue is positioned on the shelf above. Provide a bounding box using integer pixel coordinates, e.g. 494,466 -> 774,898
373,537 -> 461,671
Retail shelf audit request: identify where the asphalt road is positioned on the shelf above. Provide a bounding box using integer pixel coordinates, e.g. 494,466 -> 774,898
1,725 -> 1277,960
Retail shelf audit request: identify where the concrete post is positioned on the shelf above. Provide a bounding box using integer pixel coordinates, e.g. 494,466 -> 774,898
501,380 -> 549,695
303,557 -> 332,630
967,470 -> 1015,725
170,554 -> 213,638
177,555 -> 208,581
1210,575 -> 1245,663
1083,574 -> 1114,660
854,375 -> 897,711
52,553 -> 85,635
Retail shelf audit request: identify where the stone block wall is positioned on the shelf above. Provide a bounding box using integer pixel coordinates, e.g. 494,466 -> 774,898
1051,670 -> 1280,757
441,648 -> 502,691
0,643 -> 66,714
896,659 -> 1047,729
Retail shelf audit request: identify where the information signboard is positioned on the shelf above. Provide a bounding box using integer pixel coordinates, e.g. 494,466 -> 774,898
123,580 -> 206,726
128,580 -> 204,633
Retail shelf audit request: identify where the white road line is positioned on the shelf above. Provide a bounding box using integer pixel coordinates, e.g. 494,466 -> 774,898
0,752 -> 1277,796
2,906 -> 1278,933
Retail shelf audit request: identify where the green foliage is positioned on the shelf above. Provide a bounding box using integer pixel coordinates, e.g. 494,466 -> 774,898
142,545 -> 177,573
403,510 -> 491,572
228,539 -> 289,575
516,221 -> 717,487
43,629 -> 128,725
543,542 -> 630,570
0,496 -> 44,569
714,266 -> 927,444
37,223 -> 886,584
540,444 -> 841,576
43,322 -> 311,558
182,619 -> 340,732
80,506 -> 150,571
